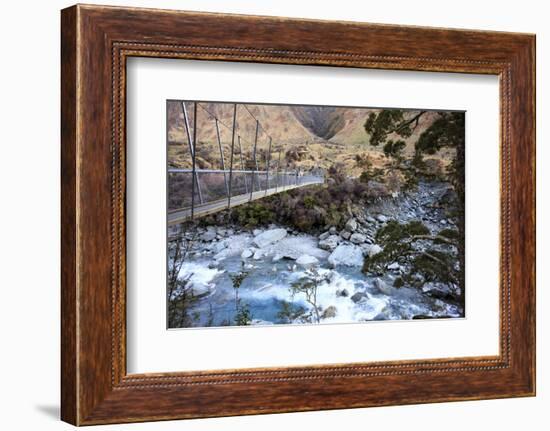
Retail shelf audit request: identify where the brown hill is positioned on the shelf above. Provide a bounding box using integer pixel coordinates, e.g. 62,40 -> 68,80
167,101 -> 452,177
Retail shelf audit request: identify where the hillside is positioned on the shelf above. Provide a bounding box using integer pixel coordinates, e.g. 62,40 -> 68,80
167,101 -> 453,177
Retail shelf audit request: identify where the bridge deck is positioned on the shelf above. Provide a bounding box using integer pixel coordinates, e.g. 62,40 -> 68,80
168,179 -> 323,225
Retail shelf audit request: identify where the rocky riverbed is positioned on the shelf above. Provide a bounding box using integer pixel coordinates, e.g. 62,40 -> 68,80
169,181 -> 464,328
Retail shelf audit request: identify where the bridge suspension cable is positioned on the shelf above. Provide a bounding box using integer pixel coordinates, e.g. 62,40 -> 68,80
170,101 -> 324,223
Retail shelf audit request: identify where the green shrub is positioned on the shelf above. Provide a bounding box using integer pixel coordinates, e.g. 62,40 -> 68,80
393,277 -> 405,288
303,194 -> 318,209
363,220 -> 461,289
231,202 -> 274,228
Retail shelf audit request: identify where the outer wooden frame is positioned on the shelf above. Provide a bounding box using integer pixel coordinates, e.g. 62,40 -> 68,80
61,4 -> 535,426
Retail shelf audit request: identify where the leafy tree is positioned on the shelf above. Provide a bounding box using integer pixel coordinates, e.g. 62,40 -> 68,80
234,300 -> 252,326
363,221 -> 462,303
167,228 -> 200,328
364,110 -> 426,147
230,268 -> 252,326
383,139 -> 407,166
289,268 -> 331,323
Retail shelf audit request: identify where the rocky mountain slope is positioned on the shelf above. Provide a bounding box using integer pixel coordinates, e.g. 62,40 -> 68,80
167,101 -> 453,176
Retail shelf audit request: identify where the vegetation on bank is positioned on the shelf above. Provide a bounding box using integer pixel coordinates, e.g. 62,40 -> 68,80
362,220 -> 461,302
220,166 -> 385,232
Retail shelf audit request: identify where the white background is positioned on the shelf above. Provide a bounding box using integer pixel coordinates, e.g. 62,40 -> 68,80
0,0 -> 547,430
127,59 -> 499,373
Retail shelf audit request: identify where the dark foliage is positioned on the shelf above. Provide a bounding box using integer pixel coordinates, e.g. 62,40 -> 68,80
363,220 -> 461,294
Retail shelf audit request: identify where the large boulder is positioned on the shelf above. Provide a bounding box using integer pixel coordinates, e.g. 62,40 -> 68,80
318,235 -> 341,251
253,228 -> 287,248
296,254 -> 319,268
350,233 -> 366,244
270,236 -> 329,260
201,228 -> 217,242
213,234 -> 252,261
340,230 -> 351,240
328,244 -> 364,267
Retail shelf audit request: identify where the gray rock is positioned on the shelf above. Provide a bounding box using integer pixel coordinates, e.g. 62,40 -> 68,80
253,249 -> 264,260
350,291 -> 368,303
350,233 -> 367,244
336,288 -> 349,298
296,254 -> 319,268
272,253 -> 283,262
373,278 -> 392,295
201,229 -> 217,242
329,226 -> 338,234
340,230 -> 351,240
366,216 -> 376,223
270,236 -> 329,260
318,235 -> 341,251
212,240 -> 228,253
345,218 -> 358,232
253,229 -> 263,237
319,231 -> 330,241
241,248 -> 254,259
377,214 -> 388,223
322,305 -> 338,319
421,282 -> 455,300
190,284 -> 212,297
387,262 -> 401,271
368,244 -> 383,258
253,228 -> 287,248
328,244 -> 364,267
440,219 -> 447,225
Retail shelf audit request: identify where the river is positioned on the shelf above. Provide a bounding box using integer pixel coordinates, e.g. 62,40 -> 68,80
170,180 -> 463,328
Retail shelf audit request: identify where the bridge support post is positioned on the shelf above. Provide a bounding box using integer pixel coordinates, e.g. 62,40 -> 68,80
250,120 -> 259,202
237,135 -> 248,194
181,102 -> 204,219
227,103 -> 237,210
214,119 -> 230,198
265,137 -> 272,196
275,150 -> 281,192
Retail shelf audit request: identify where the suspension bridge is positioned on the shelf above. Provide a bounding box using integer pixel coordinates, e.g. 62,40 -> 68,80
168,101 -> 325,225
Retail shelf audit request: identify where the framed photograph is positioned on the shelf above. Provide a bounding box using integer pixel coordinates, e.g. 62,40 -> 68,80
61,4 -> 535,425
